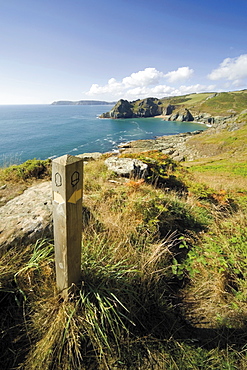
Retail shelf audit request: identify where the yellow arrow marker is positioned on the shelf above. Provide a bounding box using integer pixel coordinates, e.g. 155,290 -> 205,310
68,189 -> 82,204
53,192 -> 65,204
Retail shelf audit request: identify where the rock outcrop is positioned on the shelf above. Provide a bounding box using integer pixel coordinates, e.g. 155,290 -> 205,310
77,152 -> 103,161
134,98 -> 162,117
167,108 -> 194,122
101,98 -> 163,119
101,99 -> 134,118
163,104 -> 176,115
0,181 -> 52,255
105,157 -> 148,178
119,130 -> 204,162
101,98 -> 195,122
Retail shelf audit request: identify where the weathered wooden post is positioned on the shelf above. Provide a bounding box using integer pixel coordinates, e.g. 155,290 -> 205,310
52,154 -> 83,297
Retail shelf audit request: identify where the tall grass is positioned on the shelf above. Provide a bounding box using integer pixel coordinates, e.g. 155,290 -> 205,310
1,153 -> 247,369
176,210 -> 247,329
19,232 -> 178,369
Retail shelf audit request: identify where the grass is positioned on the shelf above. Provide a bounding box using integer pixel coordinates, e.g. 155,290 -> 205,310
0,158 -> 51,205
0,158 -> 52,182
159,89 -> 247,116
108,90 -> 247,119
0,146 -> 247,369
182,121 -> 247,198
177,212 -> 247,330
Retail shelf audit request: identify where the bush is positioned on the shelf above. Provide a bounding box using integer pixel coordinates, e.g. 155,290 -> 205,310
1,158 -> 51,182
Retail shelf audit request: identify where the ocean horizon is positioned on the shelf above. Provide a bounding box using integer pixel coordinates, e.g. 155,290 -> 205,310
0,104 -> 207,167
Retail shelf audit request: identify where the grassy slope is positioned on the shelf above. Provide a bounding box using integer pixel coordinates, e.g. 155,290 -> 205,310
183,118 -> 247,195
0,93 -> 247,369
158,89 -> 247,116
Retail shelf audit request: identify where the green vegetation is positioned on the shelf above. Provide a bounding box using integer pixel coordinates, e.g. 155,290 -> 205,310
102,89 -> 247,120
1,111 -> 247,369
0,158 -> 52,205
160,89 -> 247,116
0,158 -> 51,181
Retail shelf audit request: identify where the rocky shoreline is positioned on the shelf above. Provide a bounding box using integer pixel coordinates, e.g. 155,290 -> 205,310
118,130 -> 204,162
117,112 -> 243,161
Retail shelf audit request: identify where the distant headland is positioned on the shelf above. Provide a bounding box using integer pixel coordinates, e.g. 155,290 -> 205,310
51,100 -> 116,106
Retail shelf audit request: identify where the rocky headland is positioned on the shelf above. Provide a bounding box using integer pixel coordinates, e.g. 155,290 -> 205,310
100,90 -> 247,126
100,96 -> 238,126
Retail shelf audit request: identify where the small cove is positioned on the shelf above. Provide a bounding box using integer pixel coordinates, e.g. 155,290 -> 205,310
0,104 -> 207,166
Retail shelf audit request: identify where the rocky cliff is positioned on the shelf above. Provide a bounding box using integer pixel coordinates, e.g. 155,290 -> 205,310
100,90 -> 247,125
101,99 -> 134,118
100,97 -> 198,122
100,98 -> 163,119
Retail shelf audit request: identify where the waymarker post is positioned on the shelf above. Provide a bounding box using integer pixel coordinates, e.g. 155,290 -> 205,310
52,154 -> 83,298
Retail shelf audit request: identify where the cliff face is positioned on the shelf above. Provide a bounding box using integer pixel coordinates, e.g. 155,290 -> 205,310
134,98 -> 162,117
101,99 -> 134,118
100,98 -> 163,119
167,108 -> 194,122
100,90 -> 247,123
100,97 -> 194,120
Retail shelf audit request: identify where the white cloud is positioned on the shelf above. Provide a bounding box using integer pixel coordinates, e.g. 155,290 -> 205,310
86,66 -> 214,101
87,68 -> 165,98
124,84 -> 213,100
208,54 -> 247,82
87,78 -> 123,95
122,67 -> 164,87
164,67 -> 194,83
125,85 -> 173,97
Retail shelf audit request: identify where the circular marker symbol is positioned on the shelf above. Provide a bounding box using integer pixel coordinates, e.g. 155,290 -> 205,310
55,172 -> 62,187
71,171 -> 79,187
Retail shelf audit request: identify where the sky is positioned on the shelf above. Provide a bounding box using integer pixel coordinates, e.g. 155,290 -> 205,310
0,0 -> 247,104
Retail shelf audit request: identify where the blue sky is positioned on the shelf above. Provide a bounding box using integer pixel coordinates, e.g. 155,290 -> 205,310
0,0 -> 247,104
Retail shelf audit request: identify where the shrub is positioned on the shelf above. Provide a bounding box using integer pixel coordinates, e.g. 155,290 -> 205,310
1,158 -> 51,182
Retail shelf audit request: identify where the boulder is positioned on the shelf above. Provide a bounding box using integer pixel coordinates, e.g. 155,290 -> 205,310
0,181 -> 52,255
77,152 -> 102,161
105,156 -> 148,178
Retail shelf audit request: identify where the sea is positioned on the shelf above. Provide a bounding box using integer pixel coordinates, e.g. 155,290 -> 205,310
0,104 -> 207,167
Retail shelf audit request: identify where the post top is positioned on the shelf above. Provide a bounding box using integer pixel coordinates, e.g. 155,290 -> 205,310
52,154 -> 83,166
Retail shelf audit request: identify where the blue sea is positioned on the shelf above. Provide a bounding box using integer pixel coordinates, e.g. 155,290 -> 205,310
0,104 -> 207,166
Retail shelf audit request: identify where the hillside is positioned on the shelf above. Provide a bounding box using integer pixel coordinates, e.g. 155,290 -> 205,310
100,89 -> 247,121
0,94 -> 247,369
160,89 -> 247,116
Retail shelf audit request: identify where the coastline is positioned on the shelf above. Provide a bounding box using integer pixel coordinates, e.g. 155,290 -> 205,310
154,114 -> 212,126
118,129 -> 204,162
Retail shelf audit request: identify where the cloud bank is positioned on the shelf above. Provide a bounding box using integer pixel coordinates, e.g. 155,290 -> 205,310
87,66 -> 202,100
86,55 -> 246,100
208,54 -> 247,85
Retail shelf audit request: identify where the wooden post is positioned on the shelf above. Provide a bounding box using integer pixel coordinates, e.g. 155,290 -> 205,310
52,154 -> 83,297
